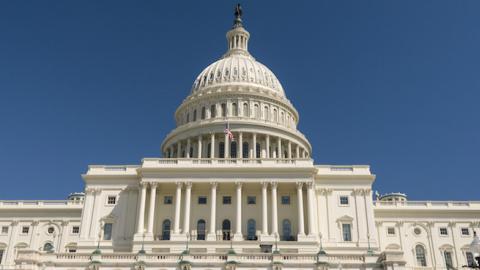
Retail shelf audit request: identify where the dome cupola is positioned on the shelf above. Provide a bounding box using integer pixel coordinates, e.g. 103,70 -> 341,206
161,5 -> 311,160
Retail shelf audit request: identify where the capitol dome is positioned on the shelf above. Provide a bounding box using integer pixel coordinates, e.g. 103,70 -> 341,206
161,7 -> 311,160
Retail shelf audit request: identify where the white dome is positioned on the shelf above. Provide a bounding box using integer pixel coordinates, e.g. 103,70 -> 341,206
190,54 -> 285,97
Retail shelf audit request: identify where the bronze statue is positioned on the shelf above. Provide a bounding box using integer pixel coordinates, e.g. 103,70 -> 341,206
234,4 -> 242,19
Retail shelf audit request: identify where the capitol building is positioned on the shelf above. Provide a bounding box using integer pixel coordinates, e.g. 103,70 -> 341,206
1,5 -> 479,270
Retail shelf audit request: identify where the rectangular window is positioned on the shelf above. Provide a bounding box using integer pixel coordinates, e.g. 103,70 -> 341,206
164,196 -> 173,205
440,227 -> 448,236
1,226 -> 8,234
107,196 -> 116,205
466,252 -> 475,267
103,223 -> 113,240
342,223 -> 352,241
281,196 -> 290,205
72,226 -> 80,234
387,227 -> 395,235
198,196 -> 207,205
223,196 -> 231,205
247,196 -> 256,205
340,196 -> 349,205
461,228 -> 470,236
21,226 -> 29,234
68,248 -> 77,253
444,251 -> 453,269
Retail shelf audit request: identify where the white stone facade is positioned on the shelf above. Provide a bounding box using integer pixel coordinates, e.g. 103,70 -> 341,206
1,6 -> 479,270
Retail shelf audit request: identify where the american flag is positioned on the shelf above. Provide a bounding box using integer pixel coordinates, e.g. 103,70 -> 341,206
224,122 -> 234,141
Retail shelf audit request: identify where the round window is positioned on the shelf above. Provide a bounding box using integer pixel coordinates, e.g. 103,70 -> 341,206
47,227 -> 55,234
414,227 -> 422,235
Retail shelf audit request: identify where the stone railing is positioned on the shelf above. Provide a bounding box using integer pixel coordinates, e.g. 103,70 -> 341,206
142,158 -> 313,168
374,200 -> 480,209
0,200 -> 84,208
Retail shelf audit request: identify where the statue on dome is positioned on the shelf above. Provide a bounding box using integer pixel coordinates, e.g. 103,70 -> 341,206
233,4 -> 243,28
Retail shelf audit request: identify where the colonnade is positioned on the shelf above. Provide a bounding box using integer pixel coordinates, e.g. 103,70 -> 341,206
135,181 -> 318,241
164,132 -> 309,160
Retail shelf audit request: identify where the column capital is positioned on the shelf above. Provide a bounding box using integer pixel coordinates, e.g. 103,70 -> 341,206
261,181 -> 269,188
139,182 -> 149,188
184,182 -> 192,189
235,182 -> 243,188
270,181 -> 278,189
31,220 -> 40,226
296,182 -> 304,189
61,220 -> 69,226
210,182 -> 218,188
175,182 -> 183,188
306,181 -> 314,189
85,187 -> 96,194
11,220 -> 19,226
150,182 -> 158,189
448,221 -> 457,228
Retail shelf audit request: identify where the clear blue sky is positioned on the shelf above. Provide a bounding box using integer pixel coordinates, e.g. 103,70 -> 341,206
0,1 -> 479,201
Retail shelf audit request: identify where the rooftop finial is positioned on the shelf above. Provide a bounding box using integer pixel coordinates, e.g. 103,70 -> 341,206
233,4 -> 243,28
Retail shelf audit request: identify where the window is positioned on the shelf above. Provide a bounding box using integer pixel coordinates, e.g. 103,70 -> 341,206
223,196 -> 231,204
0,249 -> 3,264
387,227 -> 395,235
207,143 -> 211,158
281,196 -> 290,205
242,142 -> 249,158
444,251 -> 453,269
162,219 -> 171,240
256,143 -> 261,159
107,196 -> 116,205
222,219 -> 231,240
232,103 -> 238,116
466,252 -> 475,267
254,104 -> 260,119
193,110 -> 197,121
221,103 -> 227,117
342,223 -> 352,241
440,227 -> 448,236
415,245 -> 427,266
201,107 -> 206,119
219,142 -> 225,158
103,223 -> 113,240
339,196 -> 349,205
198,196 -> 207,204
43,243 -> 54,252
243,103 -> 249,117
282,219 -> 292,241
47,227 -> 55,234
230,141 -> 237,158
247,219 -> 256,240
72,226 -> 80,234
68,248 -> 77,253
197,219 -> 206,240
414,227 -> 422,235
186,113 -> 190,123
263,106 -> 269,120
21,226 -> 29,234
247,196 -> 256,205
164,196 -> 173,204
1,226 -> 8,234
210,105 -> 216,118
461,228 -> 470,236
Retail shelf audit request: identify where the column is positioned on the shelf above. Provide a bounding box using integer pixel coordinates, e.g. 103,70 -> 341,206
224,131 -> 230,158
80,188 -> 94,238
136,183 -> 147,234
261,182 -> 269,235
277,137 -> 282,158
147,183 -> 158,236
296,183 -> 305,236
210,133 -> 215,158
234,182 -> 243,240
238,132 -> 243,158
266,135 -> 270,158
183,182 -> 192,235
177,141 -> 182,158
173,182 -> 182,234
29,221 -> 39,250
197,136 -> 202,158
208,182 -> 218,240
186,139 -> 191,158
288,141 -> 292,159
169,146 -> 173,158
306,182 -> 316,236
252,133 -> 257,158
59,221 -> 69,251
296,145 -> 300,159
271,182 -> 279,236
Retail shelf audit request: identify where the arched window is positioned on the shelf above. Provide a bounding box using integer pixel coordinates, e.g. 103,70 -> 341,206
415,245 -> 427,266
182,150 -> 186,158
282,219 -> 292,241
219,142 -> 225,158
256,143 -> 261,159
281,112 -> 285,123
254,104 -> 260,119
197,219 -> 206,240
232,103 -> 238,116
221,103 -> 227,117
201,107 -> 206,120
263,106 -> 269,120
43,242 -> 54,253
186,113 -> 190,123
222,219 -> 231,241
230,141 -> 237,158
247,219 -> 256,240
273,109 -> 278,122
193,110 -> 197,121
243,103 -> 249,117
210,105 -> 216,118
242,142 -> 249,158
189,147 -> 194,158
207,143 -> 212,158
162,219 -> 171,240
